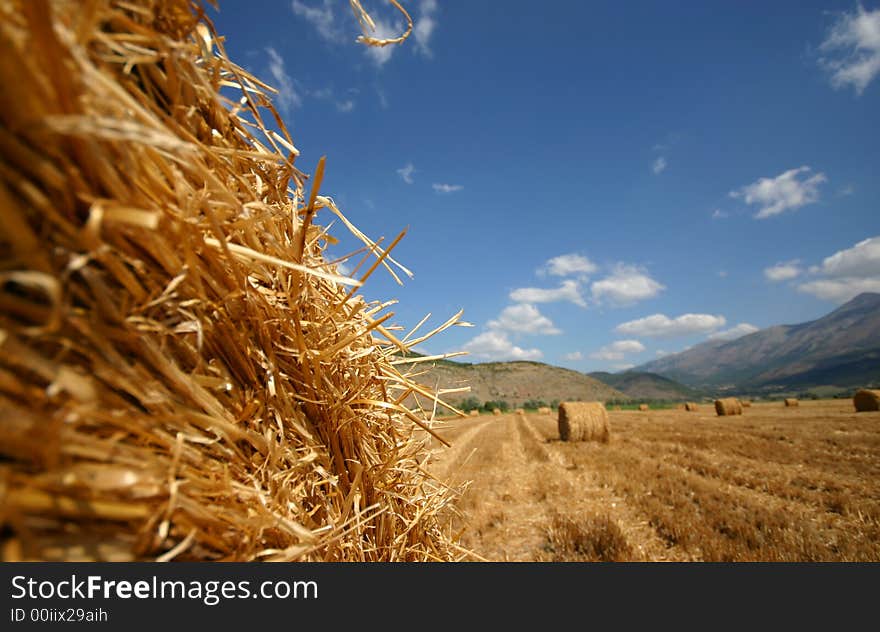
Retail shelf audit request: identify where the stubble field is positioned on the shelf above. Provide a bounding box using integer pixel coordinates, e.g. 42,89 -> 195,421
428,400 -> 880,561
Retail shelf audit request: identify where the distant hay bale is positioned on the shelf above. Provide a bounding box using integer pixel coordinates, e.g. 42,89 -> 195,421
515,408 -> 524,414
492,408 -> 502,416
741,400 -> 752,407
538,406 -> 551,414
675,403 -> 686,410
638,404 -> 649,411
469,410 -> 480,417
715,398 -> 743,416
685,402 -> 699,412
613,405 -> 622,411
853,389 -> 880,412
784,398 -> 799,407
558,402 -> 610,443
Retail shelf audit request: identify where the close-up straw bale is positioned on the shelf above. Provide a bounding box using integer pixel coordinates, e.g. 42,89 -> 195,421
0,0 -> 466,561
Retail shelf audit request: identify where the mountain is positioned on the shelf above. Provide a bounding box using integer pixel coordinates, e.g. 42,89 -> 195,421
396,359 -> 627,409
635,292 -> 880,393
587,371 -> 705,401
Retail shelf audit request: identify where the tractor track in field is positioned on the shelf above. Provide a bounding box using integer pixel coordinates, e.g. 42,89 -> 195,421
430,413 -> 694,561
517,413 -> 694,561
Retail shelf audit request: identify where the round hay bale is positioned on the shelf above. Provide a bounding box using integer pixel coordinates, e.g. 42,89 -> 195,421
613,405 -> 622,411
557,402 -> 610,443
638,404 -> 649,411
469,410 -> 480,417
741,400 -> 752,407
784,398 -> 799,407
492,408 -> 501,416
714,398 -> 743,416
538,406 -> 551,414
0,0 -> 457,562
853,389 -> 880,412
685,402 -> 699,412
514,408 -> 524,414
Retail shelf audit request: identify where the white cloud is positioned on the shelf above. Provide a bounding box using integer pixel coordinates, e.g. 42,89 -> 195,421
707,323 -> 759,341
397,163 -> 415,184
797,236 -> 880,302
655,350 -> 670,357
615,313 -> 727,338
563,351 -> 583,361
589,339 -> 646,361
291,0 -> 342,43
265,47 -> 301,113
764,260 -> 802,282
839,184 -> 856,197
590,264 -> 665,306
718,270 -> 728,278
798,277 -> 880,302
487,304 -> 561,335
510,279 -> 586,308
432,183 -> 463,193
309,87 -> 357,112
461,331 -> 542,362
414,0 -> 438,57
539,254 -> 598,278
814,236 -> 880,279
652,156 -> 667,174
376,87 -> 389,109
612,363 -> 635,371
730,166 -> 827,219
819,6 -> 880,95
711,209 -> 729,219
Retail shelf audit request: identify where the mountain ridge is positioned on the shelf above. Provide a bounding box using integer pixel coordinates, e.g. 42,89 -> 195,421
635,292 -> 880,393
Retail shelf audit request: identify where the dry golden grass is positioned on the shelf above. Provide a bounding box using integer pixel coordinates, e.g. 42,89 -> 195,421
430,401 -> 880,561
539,512 -> 632,562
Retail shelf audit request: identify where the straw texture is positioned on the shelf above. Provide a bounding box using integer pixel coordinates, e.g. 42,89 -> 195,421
0,0 -> 466,561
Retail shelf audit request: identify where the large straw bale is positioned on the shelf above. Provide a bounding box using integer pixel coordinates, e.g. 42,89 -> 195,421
0,0 -> 464,562
557,402 -> 610,443
469,410 -> 480,417
685,402 -> 699,412
537,406 -> 551,414
853,389 -> 880,412
715,398 -> 743,416
492,408 -> 501,416
784,398 -> 799,407
741,400 -> 752,407
638,404 -> 649,411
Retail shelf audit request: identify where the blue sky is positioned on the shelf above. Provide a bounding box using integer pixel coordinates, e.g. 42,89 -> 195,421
208,1 -> 880,372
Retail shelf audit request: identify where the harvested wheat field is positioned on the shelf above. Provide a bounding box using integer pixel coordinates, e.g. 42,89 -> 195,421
428,399 -> 880,561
